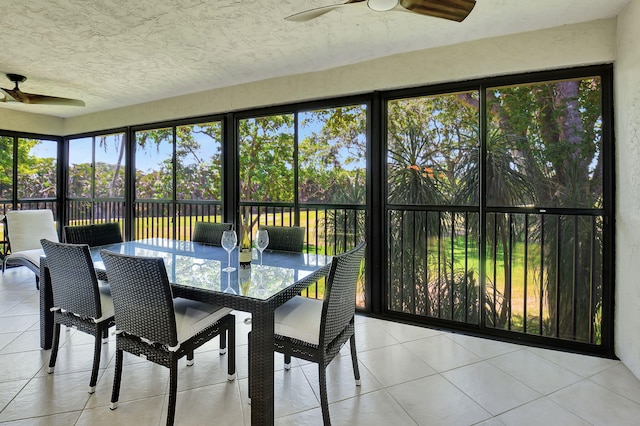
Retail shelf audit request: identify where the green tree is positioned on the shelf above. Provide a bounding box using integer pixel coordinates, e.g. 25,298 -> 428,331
238,115 -> 294,203
0,136 -> 13,199
17,139 -> 57,199
176,123 -> 222,200
298,106 -> 366,205
135,123 -> 222,201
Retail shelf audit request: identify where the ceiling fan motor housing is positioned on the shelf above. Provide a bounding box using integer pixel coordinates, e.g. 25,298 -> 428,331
368,0 -> 399,12
6,74 -> 27,84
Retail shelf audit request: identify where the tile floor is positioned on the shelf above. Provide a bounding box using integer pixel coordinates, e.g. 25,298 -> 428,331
1,266 -> 640,425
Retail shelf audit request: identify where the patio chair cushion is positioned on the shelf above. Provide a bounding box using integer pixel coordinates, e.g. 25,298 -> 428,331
173,298 -> 232,347
6,209 -> 59,252
6,248 -> 45,266
274,295 -> 323,345
95,285 -> 115,322
57,284 -> 114,323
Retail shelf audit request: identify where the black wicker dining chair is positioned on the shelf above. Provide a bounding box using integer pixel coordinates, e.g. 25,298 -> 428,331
40,239 -> 115,394
100,250 -> 236,426
258,225 -> 305,252
248,242 -> 366,425
191,221 -> 232,246
64,222 -> 123,247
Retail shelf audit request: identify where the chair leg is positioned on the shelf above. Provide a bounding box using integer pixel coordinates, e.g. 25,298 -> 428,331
35,275 -> 39,290
349,334 -> 361,386
227,320 -> 236,381
318,365 -> 332,426
166,358 -> 179,426
284,353 -> 292,370
88,326 -> 103,394
102,327 -> 109,343
47,322 -> 61,373
110,349 -> 124,410
186,351 -> 194,367
247,331 -> 251,400
219,323 -> 227,355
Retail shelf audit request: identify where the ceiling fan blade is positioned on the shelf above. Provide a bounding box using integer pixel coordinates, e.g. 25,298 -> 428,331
399,0 -> 476,22
285,0 -> 366,22
1,87 -> 85,106
0,88 -> 13,102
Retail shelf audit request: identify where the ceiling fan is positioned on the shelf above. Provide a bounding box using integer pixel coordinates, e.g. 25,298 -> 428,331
286,0 -> 476,22
0,73 -> 85,107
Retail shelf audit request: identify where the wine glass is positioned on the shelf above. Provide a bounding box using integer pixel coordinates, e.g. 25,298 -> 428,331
223,271 -> 236,294
255,229 -> 269,269
221,230 -> 237,272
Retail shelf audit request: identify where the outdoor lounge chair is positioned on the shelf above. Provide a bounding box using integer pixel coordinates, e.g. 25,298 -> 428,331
2,209 -> 59,288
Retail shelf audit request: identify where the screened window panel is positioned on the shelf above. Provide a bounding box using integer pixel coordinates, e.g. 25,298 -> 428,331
17,138 -> 57,200
486,77 -> 603,209
0,136 -> 13,200
387,92 -> 480,206
238,115 -> 294,203
298,105 -> 367,205
68,137 -> 92,198
176,122 -> 222,201
94,133 -> 125,199
135,128 -> 173,200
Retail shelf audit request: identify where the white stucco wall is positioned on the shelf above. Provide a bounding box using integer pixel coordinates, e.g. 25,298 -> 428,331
62,18 -> 617,135
0,108 -> 63,135
615,0 -> 640,379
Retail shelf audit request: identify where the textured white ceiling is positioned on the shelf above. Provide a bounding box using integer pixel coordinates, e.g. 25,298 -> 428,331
0,0 -> 630,118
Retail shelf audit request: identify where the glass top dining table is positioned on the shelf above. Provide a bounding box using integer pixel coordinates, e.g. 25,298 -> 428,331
39,238 -> 333,425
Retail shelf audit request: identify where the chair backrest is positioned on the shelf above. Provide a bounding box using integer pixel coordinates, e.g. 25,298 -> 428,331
320,242 -> 366,347
192,222 -> 232,247
259,225 -> 305,252
64,222 -> 123,247
100,250 -> 178,347
6,209 -> 59,252
40,239 -> 102,319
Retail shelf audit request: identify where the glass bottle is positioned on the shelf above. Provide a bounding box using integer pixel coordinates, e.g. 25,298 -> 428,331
239,215 -> 252,267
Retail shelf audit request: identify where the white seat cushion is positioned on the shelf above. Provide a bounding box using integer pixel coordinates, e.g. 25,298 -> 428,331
6,209 -> 58,252
6,248 -> 45,267
173,298 -> 232,345
274,296 -> 323,345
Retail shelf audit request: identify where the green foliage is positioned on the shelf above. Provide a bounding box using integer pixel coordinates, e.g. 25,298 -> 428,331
15,139 -> 57,199
0,136 -> 13,199
239,115 -> 295,203
133,123 -> 223,201
387,94 -> 478,206
299,105 -> 366,204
